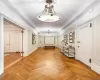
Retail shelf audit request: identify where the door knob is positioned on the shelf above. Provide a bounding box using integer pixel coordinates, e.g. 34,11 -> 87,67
77,46 -> 80,48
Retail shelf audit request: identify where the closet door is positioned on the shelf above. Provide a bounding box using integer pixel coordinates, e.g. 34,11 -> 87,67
4,31 -> 21,53
77,23 -> 92,66
9,33 -> 17,52
4,32 -> 10,52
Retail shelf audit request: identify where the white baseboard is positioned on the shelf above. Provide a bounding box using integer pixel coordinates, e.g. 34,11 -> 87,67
75,56 -> 90,66
24,47 -> 38,56
0,70 -> 3,76
75,55 -> 80,60
91,63 -> 100,74
76,55 -> 100,74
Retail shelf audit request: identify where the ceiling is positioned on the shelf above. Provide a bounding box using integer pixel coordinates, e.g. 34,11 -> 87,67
1,0 -> 96,33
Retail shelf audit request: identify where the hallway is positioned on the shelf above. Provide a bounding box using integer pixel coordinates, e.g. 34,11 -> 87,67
0,48 -> 100,80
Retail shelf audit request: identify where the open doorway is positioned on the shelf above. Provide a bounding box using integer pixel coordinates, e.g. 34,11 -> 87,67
4,19 -> 24,69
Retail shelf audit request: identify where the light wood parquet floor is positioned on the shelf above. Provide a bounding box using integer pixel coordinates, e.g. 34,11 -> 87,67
0,48 -> 100,80
4,52 -> 21,69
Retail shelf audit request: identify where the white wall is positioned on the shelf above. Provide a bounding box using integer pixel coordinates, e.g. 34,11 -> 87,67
27,31 -> 38,55
0,14 -> 4,75
58,34 -> 64,49
58,15 -> 100,74
91,16 -> 100,73
58,2 -> 100,74
23,29 -> 38,56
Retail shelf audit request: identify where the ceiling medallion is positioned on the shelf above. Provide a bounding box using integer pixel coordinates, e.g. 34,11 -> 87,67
37,0 -> 61,22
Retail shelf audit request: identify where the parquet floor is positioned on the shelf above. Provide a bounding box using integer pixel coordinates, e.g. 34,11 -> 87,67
4,52 -> 21,69
0,48 -> 100,80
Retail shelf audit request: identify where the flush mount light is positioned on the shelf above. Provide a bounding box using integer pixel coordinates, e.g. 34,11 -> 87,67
37,0 -> 61,22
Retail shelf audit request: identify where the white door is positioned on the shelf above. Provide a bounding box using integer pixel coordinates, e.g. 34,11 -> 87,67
9,33 -> 17,52
4,31 -> 21,53
4,33 -> 10,52
77,23 -> 92,66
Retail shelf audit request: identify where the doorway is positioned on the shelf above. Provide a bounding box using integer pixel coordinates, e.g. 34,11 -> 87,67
77,22 -> 92,67
4,19 -> 24,69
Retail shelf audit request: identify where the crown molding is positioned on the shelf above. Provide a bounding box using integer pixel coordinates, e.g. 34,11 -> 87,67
60,1 -> 100,35
0,0 -> 38,32
0,0 -> 97,35
60,0 -> 96,33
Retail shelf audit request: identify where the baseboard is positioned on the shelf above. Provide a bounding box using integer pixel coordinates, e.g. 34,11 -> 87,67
24,47 -> 38,56
76,55 -> 100,74
91,63 -> 100,74
75,56 -> 90,66
0,73 -> 3,79
0,71 -> 3,76
75,55 -> 80,60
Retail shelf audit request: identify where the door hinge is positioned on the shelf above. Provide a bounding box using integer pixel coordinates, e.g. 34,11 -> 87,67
89,59 -> 91,63
90,23 -> 92,27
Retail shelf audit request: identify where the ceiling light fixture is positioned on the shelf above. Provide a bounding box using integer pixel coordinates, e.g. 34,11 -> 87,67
37,0 -> 61,22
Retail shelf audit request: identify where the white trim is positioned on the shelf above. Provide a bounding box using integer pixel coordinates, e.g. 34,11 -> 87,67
61,0 -> 95,31
60,1 -> 100,35
91,63 -> 100,74
76,56 -> 90,67
3,15 -> 24,30
23,47 -> 38,57
1,1 -> 37,31
0,14 -> 4,75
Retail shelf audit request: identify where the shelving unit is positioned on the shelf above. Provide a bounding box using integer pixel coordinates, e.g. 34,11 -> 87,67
61,31 -> 75,58
64,46 -> 75,58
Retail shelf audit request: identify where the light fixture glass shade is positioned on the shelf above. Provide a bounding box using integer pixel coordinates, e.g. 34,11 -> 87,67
37,14 -> 60,22
37,4 -> 61,22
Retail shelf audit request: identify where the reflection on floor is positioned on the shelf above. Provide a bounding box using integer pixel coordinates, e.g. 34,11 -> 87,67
1,48 -> 100,80
4,52 -> 22,69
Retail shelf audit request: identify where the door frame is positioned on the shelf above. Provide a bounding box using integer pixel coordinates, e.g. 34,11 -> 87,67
0,14 -> 4,75
0,13 -> 25,75
76,21 -> 93,67
3,15 -> 25,56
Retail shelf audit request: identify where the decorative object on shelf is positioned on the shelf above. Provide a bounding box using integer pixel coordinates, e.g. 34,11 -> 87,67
37,0 -> 61,22
63,34 -> 68,45
64,35 -> 67,38
69,31 -> 75,43
61,35 -> 68,53
64,45 -> 75,58
32,34 -> 36,44
68,46 -> 75,58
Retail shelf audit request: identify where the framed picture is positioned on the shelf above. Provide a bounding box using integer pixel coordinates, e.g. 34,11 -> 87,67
32,34 -> 35,44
